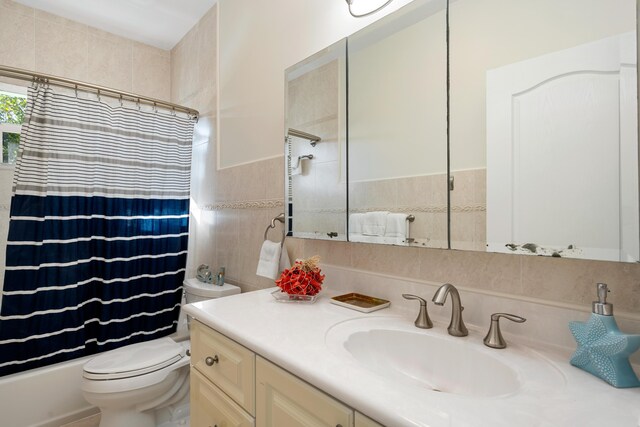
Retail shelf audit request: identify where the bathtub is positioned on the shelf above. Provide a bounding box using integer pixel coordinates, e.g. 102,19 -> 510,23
0,355 -> 99,427
0,322 -> 191,427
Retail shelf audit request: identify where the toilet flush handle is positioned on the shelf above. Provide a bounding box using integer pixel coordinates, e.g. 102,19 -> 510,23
205,355 -> 219,366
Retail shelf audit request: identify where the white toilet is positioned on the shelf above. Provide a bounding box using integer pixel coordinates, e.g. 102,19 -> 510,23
81,278 -> 241,427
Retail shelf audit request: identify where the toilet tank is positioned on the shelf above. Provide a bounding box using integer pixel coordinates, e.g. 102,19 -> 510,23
183,278 -> 241,303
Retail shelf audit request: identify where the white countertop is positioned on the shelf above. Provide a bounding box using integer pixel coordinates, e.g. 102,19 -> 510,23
184,287 -> 640,427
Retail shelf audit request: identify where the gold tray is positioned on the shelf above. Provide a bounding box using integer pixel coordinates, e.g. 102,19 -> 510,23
330,293 -> 390,313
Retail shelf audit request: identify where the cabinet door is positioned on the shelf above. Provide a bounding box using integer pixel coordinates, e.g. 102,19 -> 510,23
191,320 -> 256,415
191,369 -> 254,427
256,356 -> 353,427
355,412 -> 384,427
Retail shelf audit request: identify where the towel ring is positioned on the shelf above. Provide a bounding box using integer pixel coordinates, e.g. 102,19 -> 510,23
264,213 -> 286,247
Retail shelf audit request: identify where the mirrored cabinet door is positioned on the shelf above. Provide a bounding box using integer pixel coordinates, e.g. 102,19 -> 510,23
449,0 -> 639,262
285,40 -> 348,241
347,0 -> 448,248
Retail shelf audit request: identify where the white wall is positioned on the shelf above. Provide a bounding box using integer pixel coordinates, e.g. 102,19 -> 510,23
349,5 -> 446,181
217,0 -> 415,169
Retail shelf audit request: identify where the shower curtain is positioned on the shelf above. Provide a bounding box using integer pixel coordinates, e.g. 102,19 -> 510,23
0,85 -> 194,376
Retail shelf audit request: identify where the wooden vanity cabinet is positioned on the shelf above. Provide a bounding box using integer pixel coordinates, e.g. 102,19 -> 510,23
256,356 -> 353,427
191,320 -> 255,415
191,369 -> 254,427
190,320 -> 385,427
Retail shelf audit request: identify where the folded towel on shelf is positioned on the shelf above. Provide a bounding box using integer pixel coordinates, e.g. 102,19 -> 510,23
348,213 -> 365,235
385,213 -> 409,238
256,240 -> 282,280
349,234 -> 406,245
362,211 -> 389,236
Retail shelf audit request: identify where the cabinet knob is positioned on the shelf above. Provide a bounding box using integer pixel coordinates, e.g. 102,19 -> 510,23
205,355 -> 219,366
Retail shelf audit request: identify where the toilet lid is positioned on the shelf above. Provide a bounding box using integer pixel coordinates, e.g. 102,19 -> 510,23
83,337 -> 184,380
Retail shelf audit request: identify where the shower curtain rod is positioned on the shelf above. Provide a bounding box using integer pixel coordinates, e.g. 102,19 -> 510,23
0,64 -> 199,118
287,128 -> 321,146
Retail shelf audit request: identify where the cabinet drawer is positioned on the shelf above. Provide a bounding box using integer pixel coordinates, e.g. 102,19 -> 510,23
191,369 -> 254,427
256,356 -> 353,427
191,320 -> 255,415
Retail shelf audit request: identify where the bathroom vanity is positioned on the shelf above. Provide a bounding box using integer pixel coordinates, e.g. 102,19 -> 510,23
184,278 -> 640,427
188,317 -> 379,427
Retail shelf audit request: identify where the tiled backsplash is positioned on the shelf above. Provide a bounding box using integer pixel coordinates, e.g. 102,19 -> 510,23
319,263 -> 640,365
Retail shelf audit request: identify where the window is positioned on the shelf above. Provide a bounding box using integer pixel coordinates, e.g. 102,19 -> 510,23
0,84 -> 27,166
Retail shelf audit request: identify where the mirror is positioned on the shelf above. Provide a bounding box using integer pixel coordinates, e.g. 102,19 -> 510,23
347,0 -> 448,248
449,0 -> 639,262
285,40 -> 348,241
285,0 -> 639,263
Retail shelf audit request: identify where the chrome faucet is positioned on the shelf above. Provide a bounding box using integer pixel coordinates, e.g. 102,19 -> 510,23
432,283 -> 468,337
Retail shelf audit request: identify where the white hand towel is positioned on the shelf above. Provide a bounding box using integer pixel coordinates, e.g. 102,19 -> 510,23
289,156 -> 302,176
385,213 -> 408,238
256,240 -> 282,280
348,213 -> 365,234
279,245 -> 291,272
362,211 -> 389,236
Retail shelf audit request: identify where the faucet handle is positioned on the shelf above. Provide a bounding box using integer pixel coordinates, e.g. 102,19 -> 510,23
483,313 -> 526,349
402,294 -> 433,329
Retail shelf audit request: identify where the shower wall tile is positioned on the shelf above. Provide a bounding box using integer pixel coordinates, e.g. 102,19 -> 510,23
196,7 -> 217,90
132,42 -> 171,102
190,115 -> 217,208
171,6 -> 217,116
0,1 -> 172,102
170,29 -> 198,105
169,5 -> 219,282
35,10 -> 87,33
0,4 -> 35,70
0,0 -> 32,16
193,210 -> 217,272
35,19 -> 88,82
87,33 -> 133,93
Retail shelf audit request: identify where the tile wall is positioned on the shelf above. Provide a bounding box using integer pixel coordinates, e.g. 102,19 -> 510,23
0,0 -> 171,100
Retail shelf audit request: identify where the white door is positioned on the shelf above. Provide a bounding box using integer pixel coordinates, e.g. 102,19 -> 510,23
486,33 -> 638,261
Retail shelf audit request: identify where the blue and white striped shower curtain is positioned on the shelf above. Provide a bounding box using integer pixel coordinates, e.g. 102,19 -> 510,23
0,85 -> 194,376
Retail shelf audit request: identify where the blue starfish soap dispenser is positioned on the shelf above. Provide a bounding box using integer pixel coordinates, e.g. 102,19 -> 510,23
569,283 -> 640,388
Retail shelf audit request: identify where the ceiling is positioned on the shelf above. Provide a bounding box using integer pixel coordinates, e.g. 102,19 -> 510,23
14,0 -> 217,50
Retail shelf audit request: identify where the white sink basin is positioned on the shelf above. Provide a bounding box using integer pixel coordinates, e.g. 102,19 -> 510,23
326,316 -> 565,399
344,328 -> 519,397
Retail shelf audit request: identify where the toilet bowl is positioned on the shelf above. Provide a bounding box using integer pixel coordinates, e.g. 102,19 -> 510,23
81,337 -> 190,427
81,278 -> 240,427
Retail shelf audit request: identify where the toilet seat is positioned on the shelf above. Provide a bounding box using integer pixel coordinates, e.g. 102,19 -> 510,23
81,338 -> 190,394
83,337 -> 185,380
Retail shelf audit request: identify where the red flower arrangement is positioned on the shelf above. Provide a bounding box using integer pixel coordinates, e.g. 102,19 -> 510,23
275,255 -> 325,296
